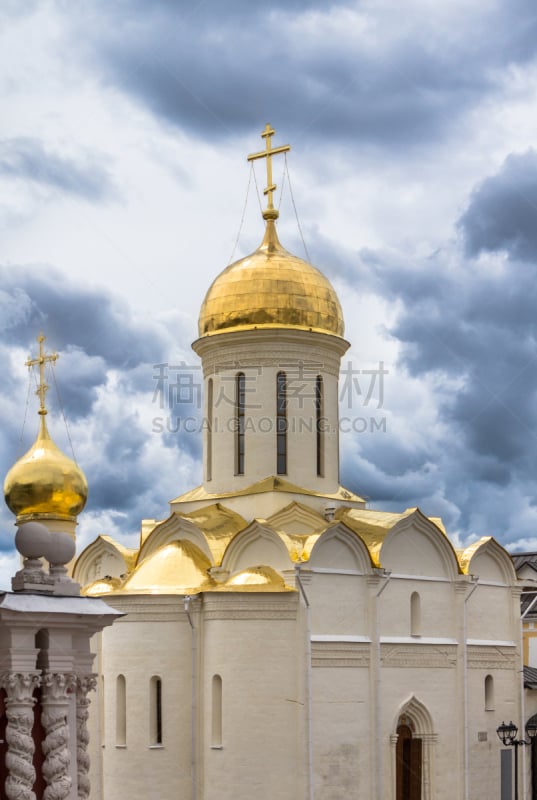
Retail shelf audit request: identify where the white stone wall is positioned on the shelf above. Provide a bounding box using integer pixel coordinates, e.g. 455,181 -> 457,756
96,596 -> 194,800
86,524 -> 522,800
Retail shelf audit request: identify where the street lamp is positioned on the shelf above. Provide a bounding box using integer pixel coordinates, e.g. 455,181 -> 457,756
497,720 -> 537,800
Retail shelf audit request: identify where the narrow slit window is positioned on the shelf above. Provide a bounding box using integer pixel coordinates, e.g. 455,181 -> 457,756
485,675 -> 494,711
116,674 -> 126,746
236,373 -> 245,475
212,674 -> 222,747
315,375 -> 324,477
207,378 -> 213,481
277,372 -> 287,475
150,676 -> 163,745
410,592 -> 421,636
101,675 -> 105,745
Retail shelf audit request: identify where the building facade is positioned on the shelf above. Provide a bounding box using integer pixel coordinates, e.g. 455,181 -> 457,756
41,128 -> 524,799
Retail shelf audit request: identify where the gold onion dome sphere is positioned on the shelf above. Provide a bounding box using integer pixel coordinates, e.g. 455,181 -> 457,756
198,220 -> 344,338
4,419 -> 88,520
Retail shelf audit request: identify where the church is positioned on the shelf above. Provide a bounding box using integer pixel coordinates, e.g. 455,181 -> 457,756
4,127 -> 525,799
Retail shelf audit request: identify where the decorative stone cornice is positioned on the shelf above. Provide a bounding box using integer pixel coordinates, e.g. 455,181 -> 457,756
202,593 -> 298,620
311,641 -> 370,668
195,329 -> 346,378
381,644 -> 457,669
467,646 -> 518,670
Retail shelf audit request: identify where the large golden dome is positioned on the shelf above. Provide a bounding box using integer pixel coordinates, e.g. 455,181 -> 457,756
198,220 -> 344,338
4,417 -> 88,521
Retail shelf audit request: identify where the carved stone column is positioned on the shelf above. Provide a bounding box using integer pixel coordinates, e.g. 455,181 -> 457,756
75,675 -> 97,800
389,733 -> 398,800
1,671 -> 41,800
41,672 -> 76,800
420,732 -> 438,800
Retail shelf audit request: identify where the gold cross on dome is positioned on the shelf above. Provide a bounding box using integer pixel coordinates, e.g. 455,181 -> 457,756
26,333 -> 58,416
247,123 -> 290,220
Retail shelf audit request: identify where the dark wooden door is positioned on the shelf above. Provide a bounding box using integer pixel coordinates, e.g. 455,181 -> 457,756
396,724 -> 422,800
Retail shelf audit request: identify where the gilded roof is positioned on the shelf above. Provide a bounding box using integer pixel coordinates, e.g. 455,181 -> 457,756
122,540 -> 215,595
336,507 -> 418,567
171,475 -> 365,505
109,538 -> 294,595
198,220 -> 344,338
181,504 -> 248,565
337,507 -> 453,568
137,505 -> 248,567
4,417 -> 88,521
80,502 -> 485,597
223,566 -> 293,592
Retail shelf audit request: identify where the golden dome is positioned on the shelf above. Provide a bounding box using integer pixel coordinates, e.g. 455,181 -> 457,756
121,540 -> 214,594
198,220 -> 344,338
4,417 -> 88,521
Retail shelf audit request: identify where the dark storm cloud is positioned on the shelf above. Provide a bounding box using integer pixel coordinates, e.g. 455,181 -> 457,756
0,138 -> 117,202
52,349 -> 108,418
385,254 -> 537,468
459,150 -> 537,260
0,266 -> 170,372
0,264 -> 201,538
64,0 -> 537,151
160,417 -> 203,461
87,416 -> 149,510
85,413 -> 200,529
334,231 -> 537,540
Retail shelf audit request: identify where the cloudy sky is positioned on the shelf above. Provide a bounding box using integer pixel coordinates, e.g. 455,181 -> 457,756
1,0 -> 537,586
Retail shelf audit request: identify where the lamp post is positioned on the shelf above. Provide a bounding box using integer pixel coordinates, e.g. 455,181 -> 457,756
497,720 -> 537,800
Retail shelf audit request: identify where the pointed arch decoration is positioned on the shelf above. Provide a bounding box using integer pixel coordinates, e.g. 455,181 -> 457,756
73,535 -> 136,587
308,523 -> 373,573
393,695 -> 434,736
460,537 -> 517,585
381,510 -> 460,580
266,501 -> 327,536
221,522 -> 292,575
137,515 -> 214,566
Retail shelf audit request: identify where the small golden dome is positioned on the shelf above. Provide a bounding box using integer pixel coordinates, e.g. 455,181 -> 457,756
4,417 -> 88,521
82,576 -> 122,596
198,220 -> 344,337
224,565 -> 292,591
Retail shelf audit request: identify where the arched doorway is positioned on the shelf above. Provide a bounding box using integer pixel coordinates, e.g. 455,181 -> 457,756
396,716 -> 422,800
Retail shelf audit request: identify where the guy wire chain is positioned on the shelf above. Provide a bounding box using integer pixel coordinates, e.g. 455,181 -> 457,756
277,160 -> 285,210
251,161 -> 264,216
51,362 -> 79,464
17,365 -> 34,454
284,154 -> 311,263
228,162 -> 255,265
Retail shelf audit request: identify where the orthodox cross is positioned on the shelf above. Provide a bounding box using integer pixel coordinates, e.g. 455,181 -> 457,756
26,333 -> 58,416
247,123 -> 290,220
